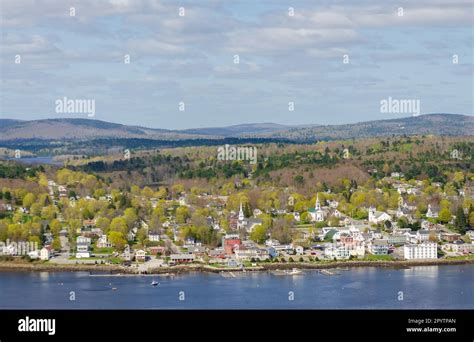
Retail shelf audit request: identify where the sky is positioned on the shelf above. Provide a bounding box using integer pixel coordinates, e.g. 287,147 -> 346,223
0,0 -> 473,129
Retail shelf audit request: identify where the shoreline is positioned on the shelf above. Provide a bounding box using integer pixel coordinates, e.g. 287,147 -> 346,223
0,258 -> 473,275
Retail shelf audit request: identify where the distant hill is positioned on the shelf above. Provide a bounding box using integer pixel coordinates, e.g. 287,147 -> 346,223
0,118 -> 201,141
180,123 -> 293,137
249,114 -> 474,141
0,114 -> 472,143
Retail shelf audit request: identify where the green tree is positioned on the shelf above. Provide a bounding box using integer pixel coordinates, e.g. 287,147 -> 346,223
123,208 -> 138,229
249,225 -> 268,244
454,207 -> 467,234
176,206 -> 190,224
108,231 -> 127,250
52,237 -> 62,251
22,193 -> 35,208
109,217 -> 128,235
438,207 -> 452,224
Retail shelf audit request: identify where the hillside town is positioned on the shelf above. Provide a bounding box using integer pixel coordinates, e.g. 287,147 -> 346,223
1,165 -> 473,272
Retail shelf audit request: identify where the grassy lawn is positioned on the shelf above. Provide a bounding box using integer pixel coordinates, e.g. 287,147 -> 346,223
107,257 -> 123,264
92,247 -> 114,254
445,254 -> 474,260
362,254 -> 394,261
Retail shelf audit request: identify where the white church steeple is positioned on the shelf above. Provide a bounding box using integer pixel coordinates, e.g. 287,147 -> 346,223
238,201 -> 245,221
315,194 -> 321,210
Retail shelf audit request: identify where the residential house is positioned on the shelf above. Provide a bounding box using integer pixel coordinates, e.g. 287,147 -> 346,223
368,239 -> 389,255
77,236 -> 91,245
442,242 -> 474,254
97,234 -> 112,248
170,253 -> 195,263
187,245 -> 206,256
265,239 -> 280,247
135,249 -> 146,262
40,247 -> 50,261
386,234 -> 407,245
209,249 -> 226,259
76,242 -> 90,258
441,233 -> 462,242
234,247 -> 269,261
82,219 -> 96,231
324,244 -> 350,260
148,246 -> 166,255
416,229 -> 431,242
148,232 -> 160,242
295,246 -> 304,255
368,207 -> 392,225
426,204 -> 439,218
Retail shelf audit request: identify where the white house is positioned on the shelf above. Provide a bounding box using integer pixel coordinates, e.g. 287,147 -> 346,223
265,239 -> 280,247
416,229 -> 431,242
135,249 -> 146,262
426,204 -> 439,218
404,243 -> 437,260
324,244 -> 350,260
368,207 -> 392,225
76,242 -> 90,258
368,239 -> 389,255
76,236 -> 91,245
40,247 -> 50,261
97,234 -> 112,248
348,243 -> 366,257
148,232 -> 160,242
295,246 -> 304,255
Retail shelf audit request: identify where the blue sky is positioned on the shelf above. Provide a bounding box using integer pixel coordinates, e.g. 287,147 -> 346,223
1,0 -> 472,129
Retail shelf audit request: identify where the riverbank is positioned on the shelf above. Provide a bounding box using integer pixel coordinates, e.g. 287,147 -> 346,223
0,257 -> 473,274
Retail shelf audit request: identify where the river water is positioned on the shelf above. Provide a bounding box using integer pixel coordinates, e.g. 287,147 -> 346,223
0,265 -> 472,309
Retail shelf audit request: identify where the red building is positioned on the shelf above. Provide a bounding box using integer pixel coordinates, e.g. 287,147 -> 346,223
224,239 -> 241,255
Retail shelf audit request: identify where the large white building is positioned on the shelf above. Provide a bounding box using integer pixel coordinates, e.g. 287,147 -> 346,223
404,243 -> 438,260
324,244 -> 351,260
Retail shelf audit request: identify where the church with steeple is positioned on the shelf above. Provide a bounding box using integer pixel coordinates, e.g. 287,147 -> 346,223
237,201 -> 246,229
236,200 -> 263,232
308,194 -> 325,222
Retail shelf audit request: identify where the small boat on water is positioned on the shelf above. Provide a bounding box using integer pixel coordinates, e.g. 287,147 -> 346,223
284,268 -> 303,275
319,269 -> 337,276
111,287 -> 117,291
151,280 -> 159,287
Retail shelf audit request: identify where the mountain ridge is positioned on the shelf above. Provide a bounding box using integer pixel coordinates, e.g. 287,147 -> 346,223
0,113 -> 472,142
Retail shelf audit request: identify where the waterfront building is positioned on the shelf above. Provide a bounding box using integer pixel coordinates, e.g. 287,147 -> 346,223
404,243 -> 438,260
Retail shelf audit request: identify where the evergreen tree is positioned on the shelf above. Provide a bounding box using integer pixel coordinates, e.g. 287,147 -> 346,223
454,207 -> 467,234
